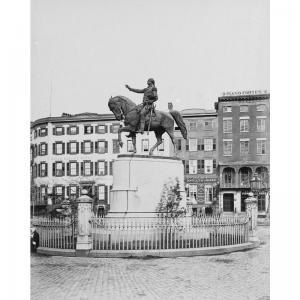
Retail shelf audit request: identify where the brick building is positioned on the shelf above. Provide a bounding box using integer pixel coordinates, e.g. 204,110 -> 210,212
170,108 -> 218,214
30,112 -> 171,215
216,93 -> 270,215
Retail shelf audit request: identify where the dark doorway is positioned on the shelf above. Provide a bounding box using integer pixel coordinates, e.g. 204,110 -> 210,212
223,193 -> 234,212
241,193 -> 248,212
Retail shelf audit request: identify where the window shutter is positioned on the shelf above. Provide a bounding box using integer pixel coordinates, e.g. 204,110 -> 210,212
213,138 -> 216,150
38,164 -> 40,177
197,139 -> 201,151
178,139 -> 182,151
110,161 -> 113,175
90,162 -> 94,175
53,127 -> 56,135
105,161 -> 108,175
105,141 -> 108,153
105,125 -> 108,133
67,142 -> 70,154
95,141 -> 99,153
91,126 -> 94,134
213,159 -> 216,169
110,125 -> 112,133
67,163 -> 70,176
67,186 -> 70,197
53,143 -> 56,155
62,163 -> 65,176
104,186 -> 108,203
81,142 -> 84,153
201,139 -> 204,151
197,160 -> 201,174
45,163 -> 48,176
37,144 -> 40,156
62,143 -> 65,154
45,143 -> 48,155
185,161 -> 189,174
75,162 -> 79,176
186,141 -> 189,151
95,162 -> 99,176
62,127 -> 65,135
91,141 -> 94,153
81,162 -> 84,175
62,186 -> 65,200
67,127 -> 70,135
201,159 -> 205,171
52,163 -> 55,176
76,142 -> 79,154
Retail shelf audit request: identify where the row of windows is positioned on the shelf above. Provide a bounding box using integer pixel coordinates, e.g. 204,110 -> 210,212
183,159 -> 217,175
176,138 -> 217,152
32,185 -> 109,203
223,117 -> 267,133
33,124 -> 120,138
223,104 -> 266,113
32,161 -> 113,177
127,139 -> 165,152
187,184 -> 214,203
32,140 -> 118,157
223,139 -> 267,156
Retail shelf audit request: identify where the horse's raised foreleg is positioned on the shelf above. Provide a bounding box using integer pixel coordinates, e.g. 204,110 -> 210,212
117,125 -> 133,148
149,130 -> 164,155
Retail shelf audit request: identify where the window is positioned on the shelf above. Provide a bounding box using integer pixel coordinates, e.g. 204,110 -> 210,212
34,130 -> 37,138
70,186 -> 77,195
83,161 -> 92,176
223,106 -> 232,113
240,105 -> 248,112
240,140 -> 249,155
69,162 -> 78,176
96,161 -> 106,175
240,119 -> 249,132
83,141 -> 93,154
41,186 -> 46,201
189,185 -> 197,200
68,126 -> 79,135
257,139 -> 267,154
40,163 -> 47,177
204,159 -> 213,174
223,119 -> 232,133
204,185 -> 213,203
111,124 -> 119,133
158,140 -> 164,151
53,142 -> 64,155
257,118 -> 266,132
39,128 -> 48,137
95,140 -> 107,153
224,171 -> 234,184
127,140 -> 134,152
223,140 -> 232,156
189,121 -> 197,131
189,160 -> 197,174
96,125 -> 106,134
257,104 -> 266,112
204,138 -> 213,151
177,139 -> 182,151
98,185 -> 105,200
84,125 -> 93,134
188,139 -> 197,151
142,139 -> 149,152
69,142 -> 78,154
54,162 -> 64,176
40,143 -> 47,155
55,186 -> 63,195
112,139 -> 120,153
204,120 -> 212,130
54,127 -> 64,135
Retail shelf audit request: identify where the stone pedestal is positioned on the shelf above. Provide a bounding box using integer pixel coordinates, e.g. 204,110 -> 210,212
76,190 -> 93,254
245,193 -> 258,238
109,154 -> 187,217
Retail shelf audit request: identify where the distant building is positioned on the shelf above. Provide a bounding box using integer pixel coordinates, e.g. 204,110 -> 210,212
215,93 -> 270,215
170,108 -> 218,214
30,112 -> 171,215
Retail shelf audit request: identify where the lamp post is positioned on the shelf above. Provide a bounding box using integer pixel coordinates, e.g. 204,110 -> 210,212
250,173 -> 262,196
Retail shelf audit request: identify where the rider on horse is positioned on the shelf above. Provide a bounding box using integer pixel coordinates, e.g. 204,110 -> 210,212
125,78 -> 158,134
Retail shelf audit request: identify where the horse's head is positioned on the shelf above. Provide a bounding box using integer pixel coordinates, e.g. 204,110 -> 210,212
108,96 -> 124,121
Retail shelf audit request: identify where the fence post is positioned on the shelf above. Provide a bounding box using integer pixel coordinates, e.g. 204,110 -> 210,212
76,190 -> 93,256
245,192 -> 259,241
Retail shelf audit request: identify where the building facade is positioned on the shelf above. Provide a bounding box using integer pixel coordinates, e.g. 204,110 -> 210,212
170,108 -> 218,214
216,93 -> 270,215
30,112 -> 171,215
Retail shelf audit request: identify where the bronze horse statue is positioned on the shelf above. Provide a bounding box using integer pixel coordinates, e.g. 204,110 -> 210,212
108,96 -> 187,155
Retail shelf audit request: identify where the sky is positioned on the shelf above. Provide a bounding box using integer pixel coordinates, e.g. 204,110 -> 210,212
31,0 -> 269,121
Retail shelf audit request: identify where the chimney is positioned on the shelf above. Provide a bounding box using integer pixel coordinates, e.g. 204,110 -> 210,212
168,102 -> 173,110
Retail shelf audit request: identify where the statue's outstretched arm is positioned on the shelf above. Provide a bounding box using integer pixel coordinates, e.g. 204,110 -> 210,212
125,85 -> 146,93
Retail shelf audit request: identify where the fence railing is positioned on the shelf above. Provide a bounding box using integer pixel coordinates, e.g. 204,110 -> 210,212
90,215 -> 249,251
32,217 -> 77,249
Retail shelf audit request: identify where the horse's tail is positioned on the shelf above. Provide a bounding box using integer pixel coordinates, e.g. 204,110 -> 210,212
169,110 -> 187,140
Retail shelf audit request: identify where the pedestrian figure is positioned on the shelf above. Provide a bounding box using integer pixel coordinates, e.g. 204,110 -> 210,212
31,227 -> 39,253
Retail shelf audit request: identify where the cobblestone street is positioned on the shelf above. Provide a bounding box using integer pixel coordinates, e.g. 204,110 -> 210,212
31,226 -> 269,300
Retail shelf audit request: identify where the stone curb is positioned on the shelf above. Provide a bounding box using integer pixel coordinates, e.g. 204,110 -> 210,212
37,240 -> 260,258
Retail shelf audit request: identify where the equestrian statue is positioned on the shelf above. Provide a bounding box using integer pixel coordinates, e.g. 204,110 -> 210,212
108,78 -> 187,155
